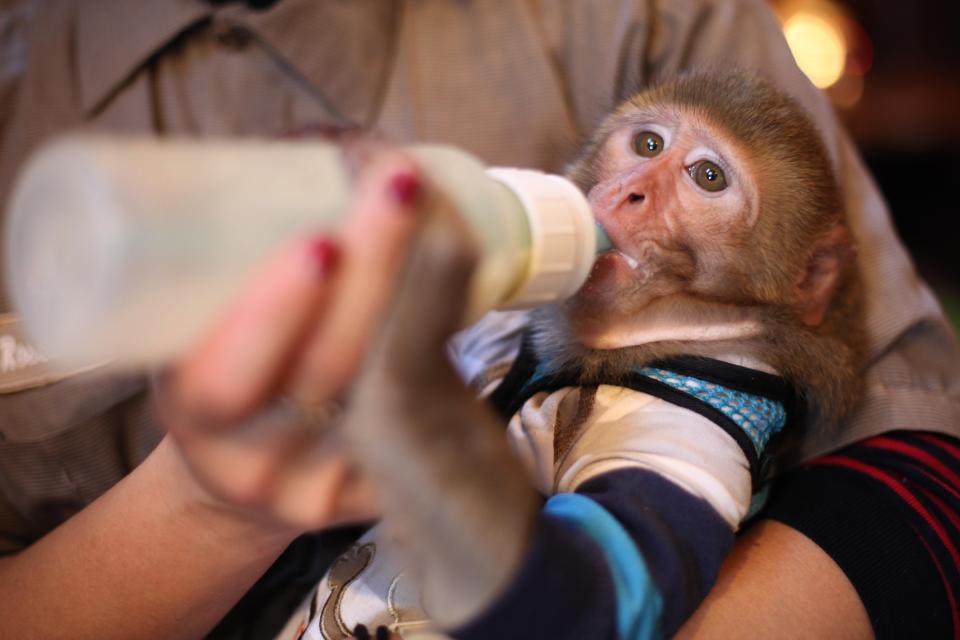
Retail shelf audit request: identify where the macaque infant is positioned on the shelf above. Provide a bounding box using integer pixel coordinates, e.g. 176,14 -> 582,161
279,71 -> 865,640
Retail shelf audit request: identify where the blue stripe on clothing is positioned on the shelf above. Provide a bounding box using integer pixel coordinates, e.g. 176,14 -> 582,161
545,493 -> 663,640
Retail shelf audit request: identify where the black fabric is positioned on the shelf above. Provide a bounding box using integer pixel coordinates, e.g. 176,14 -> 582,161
763,433 -> 959,640
206,525 -> 368,640
488,334 -> 541,421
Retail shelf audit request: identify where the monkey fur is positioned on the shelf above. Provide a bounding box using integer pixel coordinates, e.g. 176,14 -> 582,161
532,71 -> 866,430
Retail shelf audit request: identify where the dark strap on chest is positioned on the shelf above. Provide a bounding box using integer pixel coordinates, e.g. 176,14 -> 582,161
488,336 -> 801,487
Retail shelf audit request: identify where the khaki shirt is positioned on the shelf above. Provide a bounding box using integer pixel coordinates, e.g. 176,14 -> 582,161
1,0 -> 958,555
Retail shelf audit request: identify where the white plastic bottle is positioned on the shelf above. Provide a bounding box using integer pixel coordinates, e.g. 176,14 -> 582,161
5,137 -> 611,369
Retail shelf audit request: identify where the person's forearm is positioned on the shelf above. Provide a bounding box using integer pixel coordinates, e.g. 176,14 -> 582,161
674,520 -> 872,640
0,436 -> 300,640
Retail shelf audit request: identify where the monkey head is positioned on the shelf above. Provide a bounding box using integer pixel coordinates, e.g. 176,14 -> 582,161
563,71 -> 856,353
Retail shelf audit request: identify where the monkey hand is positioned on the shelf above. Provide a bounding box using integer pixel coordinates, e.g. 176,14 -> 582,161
341,186 -> 540,629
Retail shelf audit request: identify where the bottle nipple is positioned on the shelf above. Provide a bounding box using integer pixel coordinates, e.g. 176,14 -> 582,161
595,223 -> 613,253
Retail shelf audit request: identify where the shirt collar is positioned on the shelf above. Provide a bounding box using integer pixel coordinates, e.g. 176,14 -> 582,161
77,0 -> 211,115
76,0 -> 399,125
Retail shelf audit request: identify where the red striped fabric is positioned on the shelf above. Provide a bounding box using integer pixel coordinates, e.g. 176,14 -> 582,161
809,432 -> 960,640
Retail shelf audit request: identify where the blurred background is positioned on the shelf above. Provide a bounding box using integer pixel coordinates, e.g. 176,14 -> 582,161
770,0 -> 960,330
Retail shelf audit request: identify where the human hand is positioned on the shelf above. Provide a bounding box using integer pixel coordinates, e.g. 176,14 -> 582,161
156,149 -> 424,533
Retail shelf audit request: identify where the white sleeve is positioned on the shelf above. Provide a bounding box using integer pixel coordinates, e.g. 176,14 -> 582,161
508,384 -> 753,529
446,310 -> 528,386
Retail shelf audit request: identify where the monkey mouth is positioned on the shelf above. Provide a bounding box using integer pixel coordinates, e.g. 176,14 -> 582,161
613,250 -> 640,270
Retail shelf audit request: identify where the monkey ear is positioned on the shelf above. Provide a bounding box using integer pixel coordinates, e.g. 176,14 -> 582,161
796,223 -> 854,327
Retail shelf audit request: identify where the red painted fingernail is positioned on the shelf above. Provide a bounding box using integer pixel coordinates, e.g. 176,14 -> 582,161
388,172 -> 420,206
309,236 -> 340,274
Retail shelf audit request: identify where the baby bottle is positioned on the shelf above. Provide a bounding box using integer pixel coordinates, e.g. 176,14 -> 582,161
5,137 -> 611,368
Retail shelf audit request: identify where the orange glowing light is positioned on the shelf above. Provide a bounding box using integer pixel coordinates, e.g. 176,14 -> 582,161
783,11 -> 848,88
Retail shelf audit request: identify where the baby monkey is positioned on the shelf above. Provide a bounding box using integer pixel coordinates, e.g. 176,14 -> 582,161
288,71 -> 866,640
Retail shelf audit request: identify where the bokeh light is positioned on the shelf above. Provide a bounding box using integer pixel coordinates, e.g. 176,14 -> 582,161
782,11 -> 848,88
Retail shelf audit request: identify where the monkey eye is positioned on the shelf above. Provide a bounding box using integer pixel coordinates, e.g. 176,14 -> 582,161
633,131 -> 665,158
689,160 -> 727,192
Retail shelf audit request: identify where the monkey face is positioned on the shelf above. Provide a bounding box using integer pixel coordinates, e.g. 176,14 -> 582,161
566,106 -> 761,343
